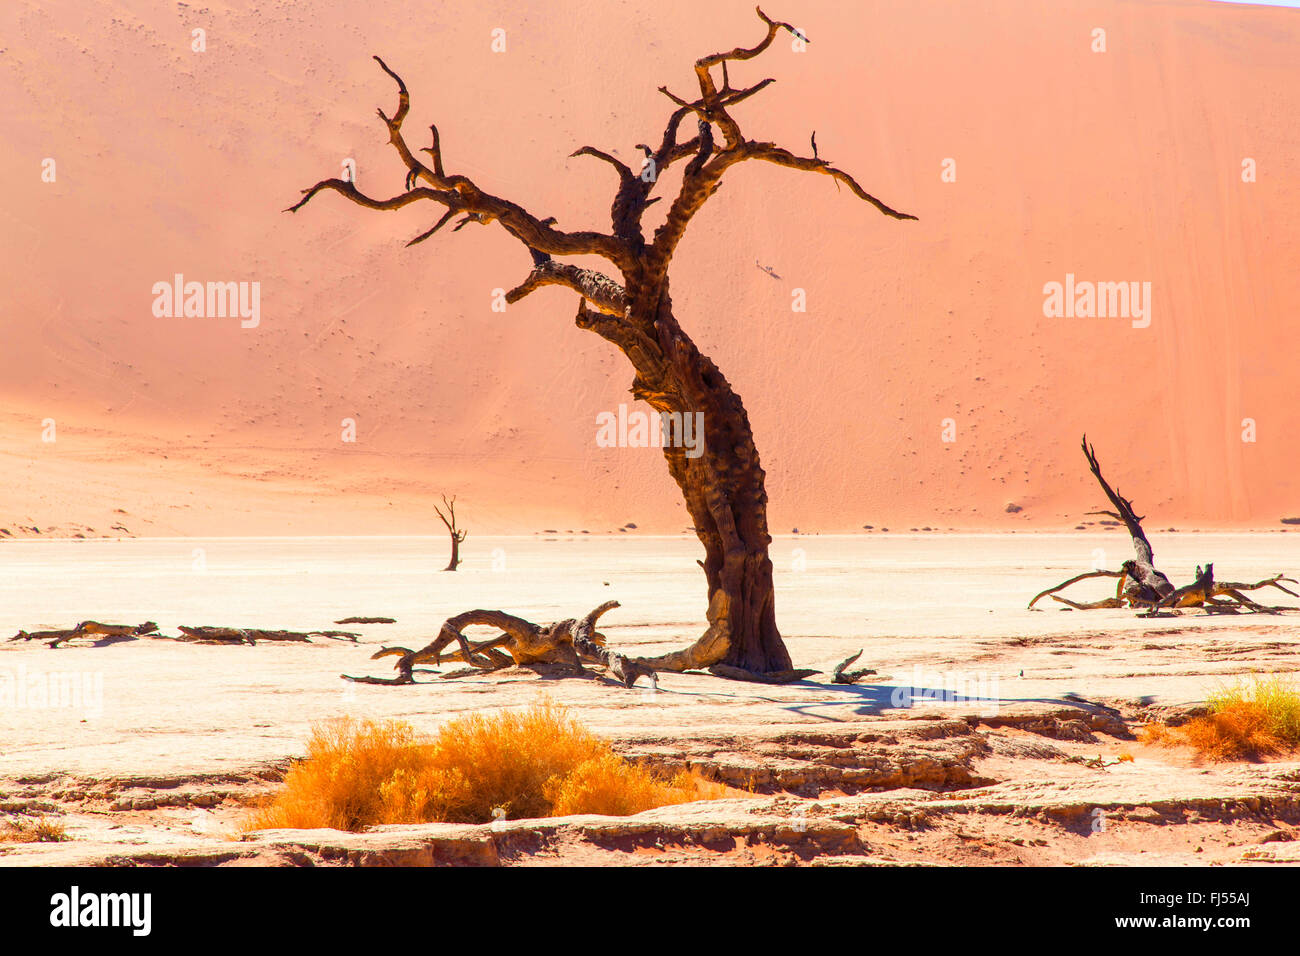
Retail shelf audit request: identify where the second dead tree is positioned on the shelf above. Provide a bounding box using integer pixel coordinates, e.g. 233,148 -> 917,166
435,494 -> 466,571
1029,436 -> 1297,613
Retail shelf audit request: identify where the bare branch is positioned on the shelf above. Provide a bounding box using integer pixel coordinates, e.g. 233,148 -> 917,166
372,54 -> 410,125
406,208 -> 457,247
290,57 -> 630,268
571,146 -> 633,181
696,7 -> 806,80
649,106 -> 700,169
741,143 -> 919,220
286,179 -> 462,215
434,494 -> 457,534
505,260 -> 628,316
720,77 -> 776,108
642,15 -> 914,268
1080,435 -> 1171,604
691,7 -> 805,146
658,86 -> 703,113
1028,569 -> 1126,609
420,124 -> 446,177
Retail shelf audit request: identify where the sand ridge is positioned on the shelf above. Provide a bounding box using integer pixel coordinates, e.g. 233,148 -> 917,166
3,0 -> 1299,534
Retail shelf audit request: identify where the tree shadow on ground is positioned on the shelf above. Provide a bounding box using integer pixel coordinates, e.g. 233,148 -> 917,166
779,680 -> 1119,722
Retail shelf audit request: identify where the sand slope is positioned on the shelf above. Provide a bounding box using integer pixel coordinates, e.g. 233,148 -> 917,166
2,0 -> 1298,535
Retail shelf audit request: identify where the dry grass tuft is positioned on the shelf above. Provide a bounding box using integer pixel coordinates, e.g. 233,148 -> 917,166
546,752 -> 731,817
249,701 -> 730,831
1138,722 -> 1176,746
1181,701 -> 1280,760
0,816 -> 69,843
1141,675 -> 1300,761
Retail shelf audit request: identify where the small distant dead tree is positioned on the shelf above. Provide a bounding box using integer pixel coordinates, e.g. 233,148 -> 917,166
1029,436 -> 1297,614
435,494 -> 466,571
290,8 -> 914,681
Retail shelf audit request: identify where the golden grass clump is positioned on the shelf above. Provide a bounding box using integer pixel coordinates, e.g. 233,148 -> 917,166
1138,722 -> 1175,746
1141,675 -> 1300,761
0,816 -> 69,843
250,702 -> 729,831
546,752 -> 731,817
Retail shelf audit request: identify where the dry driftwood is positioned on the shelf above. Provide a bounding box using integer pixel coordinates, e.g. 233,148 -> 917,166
1030,436 -> 1297,614
9,621 -> 158,648
1145,564 -> 1299,616
287,8 -> 914,679
334,616 -> 396,625
831,649 -> 877,685
343,600 -> 661,687
1028,569 -> 1129,610
11,622 -> 362,648
171,627 -> 359,645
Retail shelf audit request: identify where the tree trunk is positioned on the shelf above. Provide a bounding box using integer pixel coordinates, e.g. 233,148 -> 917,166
445,535 -> 460,572
625,288 -> 792,674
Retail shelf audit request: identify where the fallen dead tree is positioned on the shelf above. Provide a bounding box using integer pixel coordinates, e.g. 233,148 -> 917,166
343,601 -> 659,687
343,600 -> 823,688
8,621 -> 158,648
8,622 -> 358,647
1029,436 -> 1298,614
1148,563 -> 1299,615
170,627 -> 359,645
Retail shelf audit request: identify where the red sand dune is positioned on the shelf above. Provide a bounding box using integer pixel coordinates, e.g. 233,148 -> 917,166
1,0 -> 1297,535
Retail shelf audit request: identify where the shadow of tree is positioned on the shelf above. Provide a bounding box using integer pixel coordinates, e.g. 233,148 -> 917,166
780,680 -> 1118,722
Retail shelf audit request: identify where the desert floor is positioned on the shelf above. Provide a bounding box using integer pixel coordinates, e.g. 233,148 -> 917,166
2,532 -> 1299,866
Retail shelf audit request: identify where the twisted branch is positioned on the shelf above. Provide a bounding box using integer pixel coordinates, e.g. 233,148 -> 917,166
289,57 -> 629,267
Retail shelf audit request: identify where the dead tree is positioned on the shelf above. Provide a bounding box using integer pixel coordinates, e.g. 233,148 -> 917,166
1029,437 -> 1173,609
343,600 -> 661,687
289,9 -> 915,679
1081,435 -> 1176,605
1030,436 -> 1296,613
434,494 -> 466,571
1149,564 -> 1298,615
